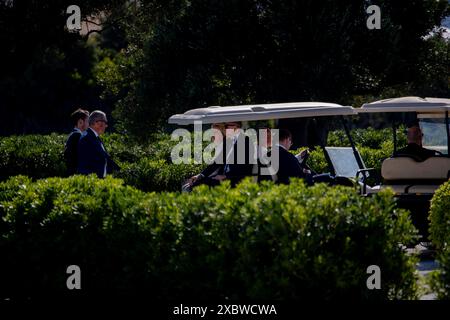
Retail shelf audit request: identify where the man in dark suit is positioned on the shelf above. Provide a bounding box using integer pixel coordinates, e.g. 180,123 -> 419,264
271,129 -> 310,185
64,108 -> 89,175
395,125 -> 438,161
77,110 -> 120,178
212,122 -> 255,186
188,122 -> 254,188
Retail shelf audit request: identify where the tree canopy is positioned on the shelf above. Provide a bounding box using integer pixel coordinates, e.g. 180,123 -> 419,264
0,0 -> 448,137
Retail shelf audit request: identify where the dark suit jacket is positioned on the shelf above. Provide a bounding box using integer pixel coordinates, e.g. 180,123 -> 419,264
257,147 -> 274,183
192,144 -> 225,187
223,134 -> 255,186
395,143 -> 437,162
272,145 -> 307,185
64,128 -> 82,176
77,128 -> 119,178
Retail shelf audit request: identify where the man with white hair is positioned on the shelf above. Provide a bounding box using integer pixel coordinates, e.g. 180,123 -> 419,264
77,110 -> 119,178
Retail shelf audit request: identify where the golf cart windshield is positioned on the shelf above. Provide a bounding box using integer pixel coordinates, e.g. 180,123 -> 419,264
359,97 -> 450,157
419,117 -> 448,155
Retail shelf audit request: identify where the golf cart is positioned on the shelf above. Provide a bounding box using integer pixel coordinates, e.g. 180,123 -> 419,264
168,101 -> 367,187
357,96 -> 450,239
168,97 -> 450,239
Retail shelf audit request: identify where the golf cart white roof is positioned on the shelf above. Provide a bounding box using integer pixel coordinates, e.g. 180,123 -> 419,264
168,102 -> 355,125
359,97 -> 450,113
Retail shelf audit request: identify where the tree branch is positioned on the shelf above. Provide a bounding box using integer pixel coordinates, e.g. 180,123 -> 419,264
81,19 -> 102,27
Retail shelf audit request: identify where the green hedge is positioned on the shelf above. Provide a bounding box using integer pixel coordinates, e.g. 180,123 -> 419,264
327,127 -> 407,150
0,134 -> 67,180
322,128 -> 404,174
294,144 -> 392,175
0,175 -> 418,300
431,250 -> 450,300
429,182 -> 450,251
429,182 -> 450,299
0,133 -> 203,192
116,158 -> 205,192
292,129 -> 397,175
0,129 -> 404,192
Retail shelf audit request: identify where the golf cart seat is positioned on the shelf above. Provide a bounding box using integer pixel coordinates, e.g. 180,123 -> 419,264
381,156 -> 450,194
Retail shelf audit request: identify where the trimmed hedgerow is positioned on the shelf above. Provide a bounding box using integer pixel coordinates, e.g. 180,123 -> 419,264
0,175 -> 418,300
429,182 -> 450,251
0,133 -> 203,192
0,134 -> 67,180
327,127 -> 407,150
115,158 -> 205,192
294,143 -> 392,175
429,182 -> 450,299
0,129 -> 408,192
431,250 -> 450,300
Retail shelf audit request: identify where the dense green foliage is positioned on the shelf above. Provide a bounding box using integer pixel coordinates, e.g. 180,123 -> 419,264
0,127 -> 408,190
1,1 -> 448,136
429,182 -> 450,251
0,134 -> 68,180
0,175 -> 418,300
431,248 -> 450,300
327,127 -> 407,150
112,0 -> 449,138
115,159 -> 204,192
0,0 -> 128,134
297,127 -> 407,174
429,182 -> 450,299
0,133 -> 202,192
